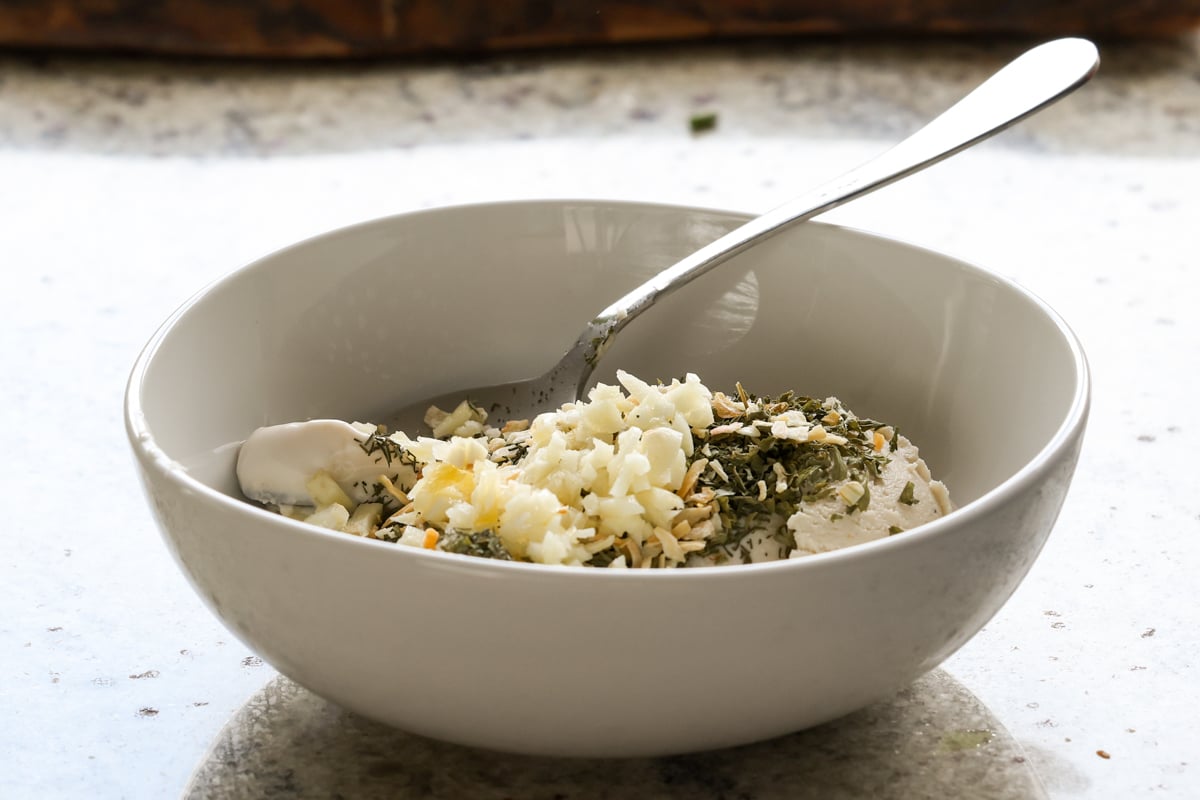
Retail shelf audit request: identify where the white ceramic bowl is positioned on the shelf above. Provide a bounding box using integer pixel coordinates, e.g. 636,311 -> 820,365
126,200 -> 1088,757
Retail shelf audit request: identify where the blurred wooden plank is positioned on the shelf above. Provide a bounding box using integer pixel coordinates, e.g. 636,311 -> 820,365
1,0 -> 1197,58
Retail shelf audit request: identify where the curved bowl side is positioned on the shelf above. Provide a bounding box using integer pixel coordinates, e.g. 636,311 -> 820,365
126,199 -> 1089,756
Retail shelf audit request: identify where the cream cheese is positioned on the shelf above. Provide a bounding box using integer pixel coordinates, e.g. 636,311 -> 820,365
236,419 -> 415,507
787,434 -> 951,556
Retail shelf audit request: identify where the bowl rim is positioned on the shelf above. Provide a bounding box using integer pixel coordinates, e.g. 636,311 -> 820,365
125,197 -> 1091,582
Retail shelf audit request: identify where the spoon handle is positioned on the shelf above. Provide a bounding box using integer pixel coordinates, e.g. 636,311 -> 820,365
568,37 -> 1099,394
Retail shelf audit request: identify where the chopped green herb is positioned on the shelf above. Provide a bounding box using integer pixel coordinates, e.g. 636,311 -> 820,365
855,480 -> 871,513
439,529 -> 512,561
587,548 -> 620,568
357,431 -> 417,470
690,388 -> 891,560
689,112 -> 718,134
899,480 -> 918,505
351,478 -> 400,513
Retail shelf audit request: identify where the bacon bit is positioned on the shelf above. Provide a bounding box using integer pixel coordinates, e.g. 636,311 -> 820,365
771,420 -> 808,441
583,534 -> 616,554
501,419 -> 530,434
671,519 -> 693,540
678,458 -> 708,498
873,431 -> 886,452
712,392 -> 746,419
422,528 -> 440,549
378,474 -> 409,505
653,527 -> 686,562
383,502 -> 415,527
641,538 -> 664,562
622,536 -> 643,568
689,519 -> 716,541
1096,750 -> 1111,759
708,460 -> 729,481
673,505 -> 713,526
772,461 -> 788,493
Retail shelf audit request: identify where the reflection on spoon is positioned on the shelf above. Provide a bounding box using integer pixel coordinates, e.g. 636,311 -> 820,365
186,670 -> 1046,799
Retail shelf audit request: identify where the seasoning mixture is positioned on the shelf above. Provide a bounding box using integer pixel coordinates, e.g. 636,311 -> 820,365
236,371 -> 951,567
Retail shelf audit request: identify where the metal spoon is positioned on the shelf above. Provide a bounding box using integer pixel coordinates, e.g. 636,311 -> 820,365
399,37 -> 1099,428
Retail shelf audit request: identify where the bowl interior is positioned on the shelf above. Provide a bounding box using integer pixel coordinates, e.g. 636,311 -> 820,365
134,200 -> 1083,512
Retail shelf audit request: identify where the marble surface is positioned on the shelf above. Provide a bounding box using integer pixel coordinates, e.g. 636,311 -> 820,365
2,34 -> 1198,798
186,671 -> 1043,799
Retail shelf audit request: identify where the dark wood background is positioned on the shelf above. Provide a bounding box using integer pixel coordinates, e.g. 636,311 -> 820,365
1,1 -> 1197,59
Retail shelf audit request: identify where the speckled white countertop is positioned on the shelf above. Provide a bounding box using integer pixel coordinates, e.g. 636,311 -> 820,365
3,35 -> 1198,798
